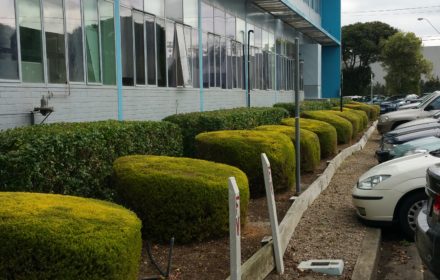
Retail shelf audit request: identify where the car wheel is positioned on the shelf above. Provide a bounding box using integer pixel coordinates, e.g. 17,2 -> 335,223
397,191 -> 427,240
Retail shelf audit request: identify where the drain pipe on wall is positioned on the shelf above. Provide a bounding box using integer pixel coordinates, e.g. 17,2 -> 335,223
115,0 -> 123,120
247,29 -> 254,108
294,38 -> 301,195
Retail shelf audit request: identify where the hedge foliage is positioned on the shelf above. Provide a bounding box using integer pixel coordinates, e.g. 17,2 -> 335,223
282,118 -> 337,158
345,102 -> 378,120
195,130 -> 295,197
333,107 -> 369,129
0,121 -> 182,201
164,107 -> 289,156
301,111 -> 353,144
112,155 -> 249,243
0,192 -> 142,280
256,125 -> 320,172
274,98 -> 352,117
328,110 -> 363,138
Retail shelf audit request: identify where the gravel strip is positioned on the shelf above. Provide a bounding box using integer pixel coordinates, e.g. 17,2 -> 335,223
267,130 -> 381,280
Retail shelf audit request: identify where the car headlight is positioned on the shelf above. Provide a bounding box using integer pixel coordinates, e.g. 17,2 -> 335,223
357,175 -> 391,190
382,141 -> 396,151
404,149 -> 428,156
380,116 -> 389,123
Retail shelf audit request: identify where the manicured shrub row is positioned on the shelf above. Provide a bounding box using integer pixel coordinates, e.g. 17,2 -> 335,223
112,155 -> 249,243
328,110 -> 363,138
345,102 -> 378,120
195,130 -> 295,197
256,125 -> 320,172
164,107 -> 289,156
0,192 -> 142,280
274,98 -> 352,117
281,118 -> 337,158
333,107 -> 369,128
301,111 -> 353,144
0,121 -> 182,201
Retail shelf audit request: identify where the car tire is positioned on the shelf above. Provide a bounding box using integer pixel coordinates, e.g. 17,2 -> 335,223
397,191 -> 427,241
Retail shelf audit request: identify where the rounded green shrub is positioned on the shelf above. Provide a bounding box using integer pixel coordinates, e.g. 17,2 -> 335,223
281,118 -> 337,158
113,155 -> 249,243
331,107 -> 368,130
345,103 -> 378,120
195,130 -> 295,197
301,111 -> 353,144
0,192 -> 142,280
327,110 -> 362,138
255,125 -> 320,172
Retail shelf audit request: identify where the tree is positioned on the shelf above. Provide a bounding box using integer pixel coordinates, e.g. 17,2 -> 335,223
381,32 -> 432,95
420,77 -> 440,93
342,22 -> 398,95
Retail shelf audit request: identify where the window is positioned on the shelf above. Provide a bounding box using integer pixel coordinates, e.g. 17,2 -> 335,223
144,0 -> 164,17
66,0 -> 84,82
84,0 -> 101,83
134,12 -> 145,85
220,38 -> 226,89
165,0 -> 183,22
226,13 -> 235,40
214,8 -> 225,37
231,41 -> 237,88
192,29 -> 199,88
183,25 -> 192,86
156,18 -> 166,87
236,18 -> 245,43
214,35 -> 221,87
18,0 -> 44,83
183,0 -> 197,28
166,21 -> 176,87
145,14 -> 156,85
226,39 -> 232,89
166,22 -> 191,87
120,7 -> 133,85
99,0 -> 115,85
0,0 -> 19,80
201,3 -> 213,33
237,42 -> 243,89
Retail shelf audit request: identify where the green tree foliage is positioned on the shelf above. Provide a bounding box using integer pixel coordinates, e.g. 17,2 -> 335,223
342,22 -> 398,95
420,76 -> 440,93
381,32 -> 433,95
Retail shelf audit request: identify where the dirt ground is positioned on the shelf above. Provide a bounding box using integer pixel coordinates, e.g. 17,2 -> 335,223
138,128 -> 379,280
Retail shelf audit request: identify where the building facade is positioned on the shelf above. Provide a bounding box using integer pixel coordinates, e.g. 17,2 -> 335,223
0,0 -> 340,130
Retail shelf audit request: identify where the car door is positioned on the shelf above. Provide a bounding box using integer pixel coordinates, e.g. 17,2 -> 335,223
420,96 -> 440,118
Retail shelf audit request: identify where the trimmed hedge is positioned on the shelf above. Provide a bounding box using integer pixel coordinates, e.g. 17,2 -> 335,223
0,121 -> 182,201
0,192 -> 142,280
113,155 -> 249,243
195,130 -> 295,197
164,107 -> 289,156
345,102 -> 378,120
281,118 -> 337,158
333,107 -> 368,129
301,111 -> 353,144
327,110 -> 363,138
256,125 -> 320,172
274,98 -> 352,117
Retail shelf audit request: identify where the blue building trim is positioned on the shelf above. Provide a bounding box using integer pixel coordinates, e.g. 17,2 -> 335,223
198,0 -> 204,112
114,0 -> 123,120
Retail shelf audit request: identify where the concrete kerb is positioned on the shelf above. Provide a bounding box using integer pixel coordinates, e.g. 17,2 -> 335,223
351,228 -> 381,280
226,121 -> 378,280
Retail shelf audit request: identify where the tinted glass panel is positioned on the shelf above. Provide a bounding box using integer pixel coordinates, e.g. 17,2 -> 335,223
156,18 -> 166,87
215,35 -> 220,87
201,3 -> 213,33
145,0 -> 164,17
66,0 -> 84,82
214,8 -> 225,36
18,0 -> 44,82
134,12 -> 145,85
192,29 -> 199,88
208,33 -> 214,87
166,21 -> 176,87
183,26 -> 192,86
0,0 -> 19,80
165,0 -> 183,22
145,14 -> 156,85
202,33 -> 208,88
225,13 -> 235,40
183,0 -> 197,28
84,0 -> 101,83
220,37 -> 226,89
120,7 -> 133,85
236,18 -> 245,43
100,0 -> 115,85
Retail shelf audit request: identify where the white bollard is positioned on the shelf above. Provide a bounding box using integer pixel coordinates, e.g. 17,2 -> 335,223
228,177 -> 241,280
261,153 -> 284,274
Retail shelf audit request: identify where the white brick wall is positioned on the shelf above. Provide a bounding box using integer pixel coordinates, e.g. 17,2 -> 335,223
0,83 -> 297,130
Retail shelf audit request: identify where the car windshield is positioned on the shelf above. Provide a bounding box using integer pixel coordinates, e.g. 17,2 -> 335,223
417,93 -> 435,108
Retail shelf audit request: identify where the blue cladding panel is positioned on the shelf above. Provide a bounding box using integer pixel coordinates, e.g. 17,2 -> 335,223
321,0 -> 341,40
322,46 -> 340,98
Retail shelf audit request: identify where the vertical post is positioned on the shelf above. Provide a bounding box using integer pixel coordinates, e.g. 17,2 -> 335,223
370,73 -> 373,103
198,0 -> 204,112
261,154 -> 284,274
228,177 -> 241,280
294,38 -> 301,195
114,0 -> 123,120
247,30 -> 254,108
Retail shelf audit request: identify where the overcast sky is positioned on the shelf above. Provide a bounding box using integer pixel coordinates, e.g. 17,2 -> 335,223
341,0 -> 440,46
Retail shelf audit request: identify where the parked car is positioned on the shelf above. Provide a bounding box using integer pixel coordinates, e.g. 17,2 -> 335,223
352,151 -> 439,239
394,111 -> 440,130
377,91 -> 440,134
376,136 -> 440,163
380,96 -> 405,114
398,93 -> 434,111
416,164 -> 440,278
379,128 -> 440,156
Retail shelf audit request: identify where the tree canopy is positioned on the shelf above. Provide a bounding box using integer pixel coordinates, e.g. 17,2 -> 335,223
381,32 -> 432,95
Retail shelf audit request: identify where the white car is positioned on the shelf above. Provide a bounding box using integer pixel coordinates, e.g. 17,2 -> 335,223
352,151 -> 440,239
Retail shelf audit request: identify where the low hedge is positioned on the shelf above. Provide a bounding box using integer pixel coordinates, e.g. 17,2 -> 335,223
281,118 -> 337,158
195,130 -> 295,197
0,192 -> 142,280
0,121 -> 183,201
345,102 -> 378,120
333,108 -> 368,129
164,107 -> 289,156
301,111 -> 353,144
112,155 -> 249,243
274,99 -> 352,117
327,110 -> 363,138
256,125 -> 320,172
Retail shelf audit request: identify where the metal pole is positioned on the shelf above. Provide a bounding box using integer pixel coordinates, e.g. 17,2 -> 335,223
370,73 -> 373,103
228,177 -> 241,280
198,0 -> 204,112
294,38 -> 301,195
114,0 -> 123,120
247,30 -> 254,108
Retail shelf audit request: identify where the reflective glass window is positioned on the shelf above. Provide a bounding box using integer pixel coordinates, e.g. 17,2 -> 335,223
231,41 -> 237,88
134,12 -> 145,85
100,0 -> 115,85
145,14 -> 156,85
166,21 -> 176,87
237,42 -> 243,89
165,0 -> 183,22
66,0 -> 84,82
236,17 -> 245,43
84,0 -> 101,83
183,25 -> 192,86
0,0 -> 19,80
202,33 -> 208,88
144,0 -> 164,17
226,39 -> 232,89
121,0 -> 143,10
156,17 -> 166,87
18,0 -> 44,83
192,29 -> 199,88
120,7 -> 133,85
201,3 -> 213,33
175,24 -> 191,86
215,35 -> 220,87
208,33 -> 214,87
225,13 -> 235,40
254,27 -> 261,49
220,37 -> 226,89
214,8 -> 225,37
183,0 -> 197,28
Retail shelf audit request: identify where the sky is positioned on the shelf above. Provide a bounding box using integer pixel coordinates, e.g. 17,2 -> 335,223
341,0 -> 440,46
